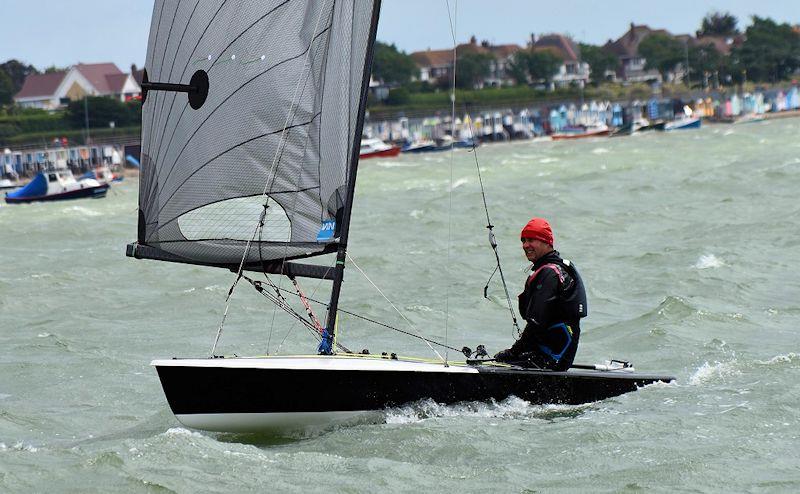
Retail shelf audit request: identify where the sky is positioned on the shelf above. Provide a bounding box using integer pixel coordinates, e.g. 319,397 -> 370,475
1,0 -> 797,71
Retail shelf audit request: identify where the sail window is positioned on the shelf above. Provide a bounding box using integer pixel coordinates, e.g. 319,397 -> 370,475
177,196 -> 290,242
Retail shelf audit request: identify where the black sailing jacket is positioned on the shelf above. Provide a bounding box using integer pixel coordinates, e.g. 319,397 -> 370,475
510,250 -> 587,357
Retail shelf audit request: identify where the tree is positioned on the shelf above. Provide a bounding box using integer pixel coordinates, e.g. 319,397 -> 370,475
732,16 -> 800,82
0,59 -> 39,94
638,34 -> 685,81
455,51 -> 492,89
578,43 -> 618,84
66,96 -> 141,129
509,49 -> 561,86
698,11 -> 739,36
0,71 -> 14,106
526,50 -> 562,85
688,42 -> 725,86
372,41 -> 417,85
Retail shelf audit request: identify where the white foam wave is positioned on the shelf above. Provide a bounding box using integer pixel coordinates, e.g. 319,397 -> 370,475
694,254 -> 724,269
757,353 -> 799,365
384,397 -> 587,424
689,361 -> 741,385
375,161 -> 418,169
0,442 -> 39,453
409,209 -> 424,219
591,147 -> 610,154
62,205 -> 102,217
450,177 -> 469,190
162,427 -> 206,439
539,157 -> 558,164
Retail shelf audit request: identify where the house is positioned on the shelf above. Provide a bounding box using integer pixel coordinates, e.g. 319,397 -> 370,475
410,47 -> 454,84
693,34 -> 744,56
410,36 -> 521,88
603,23 -> 670,82
532,34 -> 590,87
14,63 -> 141,110
484,42 -> 522,87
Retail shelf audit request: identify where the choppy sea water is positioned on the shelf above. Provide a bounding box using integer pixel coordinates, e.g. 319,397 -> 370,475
1,119 -> 799,492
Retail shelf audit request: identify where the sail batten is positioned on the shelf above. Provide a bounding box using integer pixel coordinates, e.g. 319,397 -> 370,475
137,0 -> 378,267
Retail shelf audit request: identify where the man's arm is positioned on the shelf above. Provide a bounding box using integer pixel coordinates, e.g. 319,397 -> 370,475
506,270 -> 560,356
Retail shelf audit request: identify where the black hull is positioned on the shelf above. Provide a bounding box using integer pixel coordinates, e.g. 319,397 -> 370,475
153,357 -> 673,430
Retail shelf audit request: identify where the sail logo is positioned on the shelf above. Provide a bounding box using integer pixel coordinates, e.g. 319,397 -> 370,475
316,220 -> 336,242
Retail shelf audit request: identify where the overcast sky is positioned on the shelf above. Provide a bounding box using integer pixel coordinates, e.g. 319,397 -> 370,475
1,0 -> 797,71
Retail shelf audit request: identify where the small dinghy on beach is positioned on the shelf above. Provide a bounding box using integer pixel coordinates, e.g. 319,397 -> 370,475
128,0 -> 673,432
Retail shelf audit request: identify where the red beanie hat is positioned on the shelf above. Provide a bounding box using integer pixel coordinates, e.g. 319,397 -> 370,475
521,217 -> 554,246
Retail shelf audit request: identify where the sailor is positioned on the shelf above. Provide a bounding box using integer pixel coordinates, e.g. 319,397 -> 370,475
494,217 -> 587,371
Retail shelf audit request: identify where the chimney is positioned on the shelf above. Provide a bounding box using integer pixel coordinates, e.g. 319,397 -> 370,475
470,35 -> 477,45
481,40 -> 490,48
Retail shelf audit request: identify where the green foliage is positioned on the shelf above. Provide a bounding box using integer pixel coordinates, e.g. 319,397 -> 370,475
455,52 -> 493,89
0,125 -> 141,147
385,87 -> 411,106
578,44 -> 618,84
372,41 -> 417,85
699,11 -> 739,36
688,42 -> 728,85
0,71 -> 14,106
66,97 -> 142,129
0,112 -> 68,140
732,16 -> 800,82
639,34 -> 685,80
509,49 -> 562,85
0,59 -> 39,93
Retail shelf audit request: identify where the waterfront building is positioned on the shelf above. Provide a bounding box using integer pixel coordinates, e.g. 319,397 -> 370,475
410,37 -> 521,88
14,63 -> 141,110
531,34 -> 590,87
603,23 -> 669,82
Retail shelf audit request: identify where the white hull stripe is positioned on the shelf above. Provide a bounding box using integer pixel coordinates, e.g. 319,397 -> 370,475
152,356 -> 480,374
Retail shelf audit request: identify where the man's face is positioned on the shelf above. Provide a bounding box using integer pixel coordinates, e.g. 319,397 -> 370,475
521,237 -> 551,263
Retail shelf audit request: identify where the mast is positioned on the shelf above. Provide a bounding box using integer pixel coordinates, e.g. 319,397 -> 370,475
324,0 -> 383,347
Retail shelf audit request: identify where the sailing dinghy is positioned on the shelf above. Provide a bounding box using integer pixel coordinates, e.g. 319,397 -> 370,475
128,0 -> 673,432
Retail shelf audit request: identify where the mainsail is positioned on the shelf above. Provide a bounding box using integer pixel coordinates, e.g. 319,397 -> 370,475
130,0 -> 380,272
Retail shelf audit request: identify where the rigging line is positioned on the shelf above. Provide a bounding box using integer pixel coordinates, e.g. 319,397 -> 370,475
261,80 -> 324,351
464,109 -> 521,338
255,3 -> 332,352
443,0 -> 458,364
346,252 -> 447,364
241,270 -> 352,353
210,1 -> 332,356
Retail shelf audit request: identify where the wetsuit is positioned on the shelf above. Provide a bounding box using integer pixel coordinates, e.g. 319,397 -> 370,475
499,250 -> 587,371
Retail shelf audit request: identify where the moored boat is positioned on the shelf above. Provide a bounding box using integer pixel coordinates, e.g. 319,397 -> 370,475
663,116 -> 702,131
551,124 -> 610,140
78,166 -> 123,184
5,169 -> 109,204
0,178 -> 19,191
360,137 -> 401,159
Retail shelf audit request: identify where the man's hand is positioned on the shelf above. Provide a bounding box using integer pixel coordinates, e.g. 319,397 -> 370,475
494,349 -> 515,362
